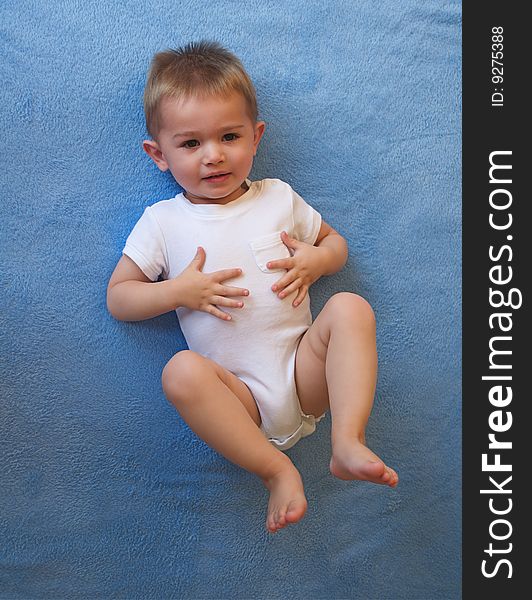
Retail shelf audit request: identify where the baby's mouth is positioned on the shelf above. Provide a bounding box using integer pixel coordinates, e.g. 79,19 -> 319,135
203,172 -> 231,182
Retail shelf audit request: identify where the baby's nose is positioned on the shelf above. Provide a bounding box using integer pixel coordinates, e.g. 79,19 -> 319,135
203,143 -> 225,164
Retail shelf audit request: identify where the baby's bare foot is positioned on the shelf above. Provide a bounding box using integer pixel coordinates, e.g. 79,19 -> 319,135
261,459 -> 308,533
330,439 -> 398,487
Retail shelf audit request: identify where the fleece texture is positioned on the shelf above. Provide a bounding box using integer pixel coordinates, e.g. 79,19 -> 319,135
0,1 -> 461,599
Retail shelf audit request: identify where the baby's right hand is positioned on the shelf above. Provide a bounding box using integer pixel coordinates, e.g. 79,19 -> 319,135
176,247 -> 249,321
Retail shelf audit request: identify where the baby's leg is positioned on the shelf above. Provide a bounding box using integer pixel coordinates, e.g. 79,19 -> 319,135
162,350 -> 307,532
295,292 -> 398,487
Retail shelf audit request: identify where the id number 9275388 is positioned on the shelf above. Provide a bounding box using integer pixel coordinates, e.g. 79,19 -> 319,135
491,26 -> 504,107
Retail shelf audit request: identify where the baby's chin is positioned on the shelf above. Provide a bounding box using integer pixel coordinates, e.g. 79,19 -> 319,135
186,180 -> 249,205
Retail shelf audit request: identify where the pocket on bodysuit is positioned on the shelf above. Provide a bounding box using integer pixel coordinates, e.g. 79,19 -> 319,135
249,231 -> 291,273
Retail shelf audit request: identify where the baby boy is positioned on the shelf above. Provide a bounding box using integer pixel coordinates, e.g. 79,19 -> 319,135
107,41 -> 398,534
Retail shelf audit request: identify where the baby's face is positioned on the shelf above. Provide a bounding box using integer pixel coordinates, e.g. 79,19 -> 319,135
149,91 -> 265,204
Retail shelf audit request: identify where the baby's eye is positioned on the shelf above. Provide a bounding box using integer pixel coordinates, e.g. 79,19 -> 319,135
182,139 -> 199,148
223,133 -> 239,142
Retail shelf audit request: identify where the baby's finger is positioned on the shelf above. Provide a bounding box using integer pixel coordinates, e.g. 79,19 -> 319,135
271,273 -> 294,293
292,285 -> 308,307
277,278 -> 303,299
216,284 -> 249,298
266,258 -> 293,271
211,295 -> 245,309
206,305 -> 234,321
212,268 -> 244,283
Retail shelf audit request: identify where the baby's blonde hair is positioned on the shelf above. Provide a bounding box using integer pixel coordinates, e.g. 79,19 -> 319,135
144,40 -> 259,138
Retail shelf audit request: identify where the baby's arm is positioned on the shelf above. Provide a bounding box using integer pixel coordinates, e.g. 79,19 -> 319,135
107,248 -> 249,322
310,221 -> 348,275
107,255 -> 184,321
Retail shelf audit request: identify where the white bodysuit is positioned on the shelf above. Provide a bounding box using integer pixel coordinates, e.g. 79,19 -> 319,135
123,178 -> 324,450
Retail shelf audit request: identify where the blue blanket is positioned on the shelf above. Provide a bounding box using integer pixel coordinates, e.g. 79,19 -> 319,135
0,1 -> 461,598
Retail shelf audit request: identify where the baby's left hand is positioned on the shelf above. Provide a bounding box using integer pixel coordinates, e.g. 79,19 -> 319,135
267,231 -> 329,307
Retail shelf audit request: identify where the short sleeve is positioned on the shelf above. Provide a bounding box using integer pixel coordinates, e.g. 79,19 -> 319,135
291,189 -> 322,245
122,206 -> 169,281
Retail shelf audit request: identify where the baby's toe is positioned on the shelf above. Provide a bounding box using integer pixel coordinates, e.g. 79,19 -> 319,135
382,466 -> 398,487
267,513 -> 276,532
270,509 -> 282,532
362,459 -> 386,481
286,500 -> 305,523
389,468 -> 399,486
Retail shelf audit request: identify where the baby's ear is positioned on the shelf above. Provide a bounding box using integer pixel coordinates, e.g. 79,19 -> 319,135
142,139 -> 169,172
253,121 -> 266,155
